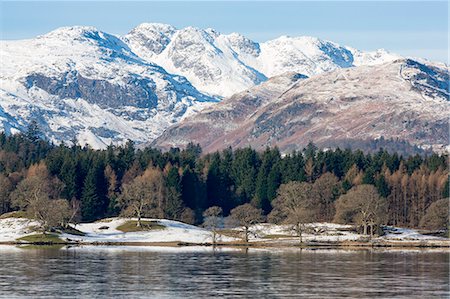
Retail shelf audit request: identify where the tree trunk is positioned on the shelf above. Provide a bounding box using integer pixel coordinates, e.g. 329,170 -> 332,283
363,223 -> 367,235
137,211 -> 142,227
297,223 -> 303,244
212,230 -> 217,245
244,226 -> 249,243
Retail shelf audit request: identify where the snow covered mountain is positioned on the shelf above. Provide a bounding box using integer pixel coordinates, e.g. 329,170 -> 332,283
153,59 -> 449,153
0,23 -> 445,150
123,24 -> 267,97
123,23 -> 400,97
0,26 -> 216,148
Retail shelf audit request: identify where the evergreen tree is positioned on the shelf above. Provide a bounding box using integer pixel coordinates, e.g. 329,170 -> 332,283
280,152 -> 306,183
254,148 -> 281,213
231,147 -> 259,205
362,167 -> 376,185
204,151 -> 234,213
181,167 -> 205,214
80,158 -> 108,221
266,162 -> 282,203
442,177 -> 449,199
303,142 -> 317,161
25,120 -> 41,142
165,165 -> 184,219
60,155 -> 78,200
375,174 -> 391,198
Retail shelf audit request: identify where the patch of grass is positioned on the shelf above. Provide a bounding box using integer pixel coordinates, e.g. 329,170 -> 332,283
217,229 -> 243,239
94,218 -> 115,223
17,233 -> 64,244
0,211 -> 29,219
116,220 -> 165,233
60,226 -> 86,236
419,230 -> 449,238
262,234 -> 294,239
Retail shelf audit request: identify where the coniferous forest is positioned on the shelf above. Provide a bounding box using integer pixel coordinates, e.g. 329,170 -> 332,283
0,128 -> 448,231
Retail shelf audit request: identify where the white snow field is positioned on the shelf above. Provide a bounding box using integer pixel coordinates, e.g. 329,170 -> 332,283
0,216 -> 447,246
0,217 -> 42,242
63,218 -> 237,244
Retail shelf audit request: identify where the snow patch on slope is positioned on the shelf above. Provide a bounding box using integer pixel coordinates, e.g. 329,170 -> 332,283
0,26 -> 217,148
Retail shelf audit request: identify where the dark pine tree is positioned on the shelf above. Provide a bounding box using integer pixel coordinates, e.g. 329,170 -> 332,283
254,147 -> 281,213
231,147 -> 259,205
80,158 -> 109,221
375,174 -> 390,198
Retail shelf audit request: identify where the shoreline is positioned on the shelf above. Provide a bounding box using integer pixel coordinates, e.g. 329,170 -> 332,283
2,239 -> 449,249
1,217 -> 448,249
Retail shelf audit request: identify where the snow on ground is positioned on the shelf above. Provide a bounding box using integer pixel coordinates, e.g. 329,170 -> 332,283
63,218 -> 237,244
0,217 -> 235,244
245,222 -> 448,243
0,218 -> 41,242
247,222 -> 363,243
0,216 -> 447,245
382,226 -> 445,241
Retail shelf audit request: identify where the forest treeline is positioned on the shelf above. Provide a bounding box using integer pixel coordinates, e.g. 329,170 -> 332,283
0,128 -> 448,232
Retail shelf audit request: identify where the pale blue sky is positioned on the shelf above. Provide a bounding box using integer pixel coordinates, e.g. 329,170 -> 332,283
0,1 -> 448,62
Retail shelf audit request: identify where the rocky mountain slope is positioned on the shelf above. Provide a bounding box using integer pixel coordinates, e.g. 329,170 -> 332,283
0,24 -> 446,151
0,26 -> 216,148
153,59 -> 449,153
124,23 -> 399,97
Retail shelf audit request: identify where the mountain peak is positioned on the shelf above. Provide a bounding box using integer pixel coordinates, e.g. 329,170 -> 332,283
128,23 -> 177,41
40,26 -> 103,39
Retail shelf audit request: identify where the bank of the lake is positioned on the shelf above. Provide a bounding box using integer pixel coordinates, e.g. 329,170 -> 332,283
0,216 -> 448,248
0,217 -> 450,248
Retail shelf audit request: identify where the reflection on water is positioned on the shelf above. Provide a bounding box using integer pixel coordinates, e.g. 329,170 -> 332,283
0,246 -> 448,298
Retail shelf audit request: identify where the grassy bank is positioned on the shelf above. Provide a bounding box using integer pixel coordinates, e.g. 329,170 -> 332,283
116,220 -> 165,232
17,234 -> 65,244
4,238 -> 449,248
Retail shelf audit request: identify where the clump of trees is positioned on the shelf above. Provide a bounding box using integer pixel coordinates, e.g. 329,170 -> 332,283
9,162 -> 74,232
270,182 -> 317,243
334,185 -> 387,236
117,166 -> 166,227
419,198 -> 449,231
269,173 -> 341,242
0,129 -> 448,235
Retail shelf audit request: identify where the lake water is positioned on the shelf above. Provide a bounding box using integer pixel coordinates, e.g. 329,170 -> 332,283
0,246 -> 448,298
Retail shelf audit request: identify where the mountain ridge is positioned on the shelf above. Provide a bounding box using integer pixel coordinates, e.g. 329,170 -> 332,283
124,23 -> 401,97
0,25 -> 217,148
0,23 -> 447,150
153,58 -> 449,153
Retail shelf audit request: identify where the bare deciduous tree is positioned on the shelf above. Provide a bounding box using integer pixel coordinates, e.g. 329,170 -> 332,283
10,162 -> 71,231
419,198 -> 449,231
313,172 -> 341,221
229,203 -> 264,242
270,181 -> 318,243
45,199 -> 72,229
203,206 -> 223,244
117,166 -> 167,227
180,207 -> 196,225
334,184 -> 387,236
0,174 -> 12,214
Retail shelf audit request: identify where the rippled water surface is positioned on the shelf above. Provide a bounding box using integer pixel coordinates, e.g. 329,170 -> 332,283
0,246 -> 448,298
